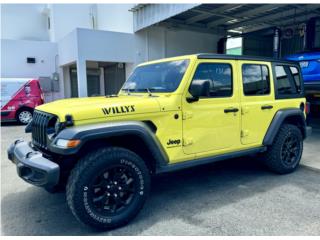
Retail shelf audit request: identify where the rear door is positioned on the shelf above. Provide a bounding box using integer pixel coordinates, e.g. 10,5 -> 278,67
239,61 -> 276,145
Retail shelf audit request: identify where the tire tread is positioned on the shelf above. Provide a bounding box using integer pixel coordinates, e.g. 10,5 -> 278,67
263,123 -> 303,174
66,147 -> 150,230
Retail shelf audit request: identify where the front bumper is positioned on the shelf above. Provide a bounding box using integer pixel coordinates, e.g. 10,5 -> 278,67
7,140 -> 60,188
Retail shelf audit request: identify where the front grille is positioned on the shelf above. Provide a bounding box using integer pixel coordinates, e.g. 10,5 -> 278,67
32,111 -> 55,149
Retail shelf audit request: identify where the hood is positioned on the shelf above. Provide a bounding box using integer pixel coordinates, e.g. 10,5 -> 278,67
36,95 -> 161,122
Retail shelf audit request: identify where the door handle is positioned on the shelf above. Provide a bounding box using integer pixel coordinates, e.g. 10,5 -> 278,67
224,107 -> 239,113
261,105 -> 273,110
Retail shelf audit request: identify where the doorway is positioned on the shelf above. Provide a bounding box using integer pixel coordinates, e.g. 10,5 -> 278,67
104,63 -> 126,95
69,68 -> 101,97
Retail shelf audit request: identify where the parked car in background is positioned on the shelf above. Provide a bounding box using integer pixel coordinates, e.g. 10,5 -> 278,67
285,51 -> 320,115
1,78 -> 44,124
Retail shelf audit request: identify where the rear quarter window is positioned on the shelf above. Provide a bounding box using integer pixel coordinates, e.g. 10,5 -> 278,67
274,64 -> 303,98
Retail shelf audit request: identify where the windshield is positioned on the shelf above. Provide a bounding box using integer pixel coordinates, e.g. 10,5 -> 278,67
122,59 -> 189,93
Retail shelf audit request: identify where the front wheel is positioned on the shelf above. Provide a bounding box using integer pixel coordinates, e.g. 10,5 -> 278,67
66,147 -> 150,230
262,124 -> 303,174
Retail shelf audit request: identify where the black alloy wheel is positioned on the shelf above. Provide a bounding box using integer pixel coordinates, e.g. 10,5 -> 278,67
280,134 -> 301,167
90,165 -> 137,215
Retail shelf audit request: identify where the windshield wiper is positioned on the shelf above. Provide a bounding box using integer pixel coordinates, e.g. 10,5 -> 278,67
145,88 -> 152,96
122,88 -> 156,96
121,88 -> 131,95
134,88 -> 155,96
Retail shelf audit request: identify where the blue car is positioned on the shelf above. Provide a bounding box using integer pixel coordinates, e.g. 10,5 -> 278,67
285,51 -> 320,91
285,51 -> 320,113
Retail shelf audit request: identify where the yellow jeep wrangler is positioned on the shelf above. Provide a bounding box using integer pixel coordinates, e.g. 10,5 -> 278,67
8,54 -> 312,229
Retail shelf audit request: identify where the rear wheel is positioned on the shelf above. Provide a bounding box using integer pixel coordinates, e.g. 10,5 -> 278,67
66,147 -> 150,230
16,109 -> 33,124
262,124 -> 303,174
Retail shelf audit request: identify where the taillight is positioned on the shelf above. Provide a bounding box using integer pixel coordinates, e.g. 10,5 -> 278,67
305,102 -> 310,115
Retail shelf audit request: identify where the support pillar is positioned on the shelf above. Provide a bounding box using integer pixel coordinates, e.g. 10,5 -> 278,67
76,59 -> 88,97
273,28 -> 280,59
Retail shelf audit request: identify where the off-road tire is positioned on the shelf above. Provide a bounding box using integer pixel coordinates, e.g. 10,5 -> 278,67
262,124 -> 303,174
66,147 -> 150,230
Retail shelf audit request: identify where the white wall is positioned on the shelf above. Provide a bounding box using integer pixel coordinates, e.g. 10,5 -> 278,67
125,63 -> 135,80
1,4 -> 133,42
1,39 -> 57,78
97,4 -> 134,34
0,39 -> 64,101
48,4 -> 96,42
57,29 -> 78,66
77,28 -> 135,63
166,28 -> 219,57
57,28 -> 135,97
134,26 -> 221,64
1,4 -> 49,41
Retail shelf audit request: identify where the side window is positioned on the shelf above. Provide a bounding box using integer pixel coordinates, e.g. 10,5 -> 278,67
275,65 -> 301,95
242,64 -> 270,96
190,63 -> 232,98
289,66 -> 302,93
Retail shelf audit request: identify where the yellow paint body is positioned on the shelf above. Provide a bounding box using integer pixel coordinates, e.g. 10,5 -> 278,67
36,55 -> 305,164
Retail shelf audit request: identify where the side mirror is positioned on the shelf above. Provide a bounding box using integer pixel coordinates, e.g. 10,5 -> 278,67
186,95 -> 199,103
187,80 -> 210,103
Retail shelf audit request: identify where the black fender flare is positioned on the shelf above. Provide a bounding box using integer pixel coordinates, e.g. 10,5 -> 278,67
48,121 -> 169,166
263,108 -> 307,146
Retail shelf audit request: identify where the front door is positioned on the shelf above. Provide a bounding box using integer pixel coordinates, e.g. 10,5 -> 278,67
239,61 -> 275,145
182,60 -> 241,155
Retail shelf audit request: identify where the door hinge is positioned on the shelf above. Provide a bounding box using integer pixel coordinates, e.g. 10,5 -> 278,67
183,138 -> 193,146
241,130 -> 249,138
241,106 -> 249,115
182,111 -> 193,120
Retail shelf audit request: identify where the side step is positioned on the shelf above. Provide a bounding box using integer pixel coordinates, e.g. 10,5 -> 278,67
156,147 -> 266,174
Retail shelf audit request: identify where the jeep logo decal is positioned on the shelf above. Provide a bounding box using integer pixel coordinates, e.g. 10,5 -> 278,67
167,139 -> 181,146
102,105 -> 135,115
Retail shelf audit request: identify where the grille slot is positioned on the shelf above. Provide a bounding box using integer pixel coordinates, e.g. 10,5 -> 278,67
31,111 -> 55,149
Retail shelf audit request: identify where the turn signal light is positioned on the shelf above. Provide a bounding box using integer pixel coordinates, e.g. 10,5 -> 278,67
67,140 -> 81,148
56,139 -> 81,148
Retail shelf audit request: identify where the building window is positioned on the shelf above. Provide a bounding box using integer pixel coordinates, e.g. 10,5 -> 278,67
190,63 -> 233,98
242,64 -> 270,96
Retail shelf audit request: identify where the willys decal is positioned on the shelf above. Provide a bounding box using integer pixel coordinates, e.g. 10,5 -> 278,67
102,105 -> 135,115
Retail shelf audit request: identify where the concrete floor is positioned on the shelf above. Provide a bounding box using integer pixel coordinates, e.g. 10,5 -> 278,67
1,122 -> 320,235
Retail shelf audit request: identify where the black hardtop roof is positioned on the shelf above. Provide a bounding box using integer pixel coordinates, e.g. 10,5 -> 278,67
197,53 -> 298,65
